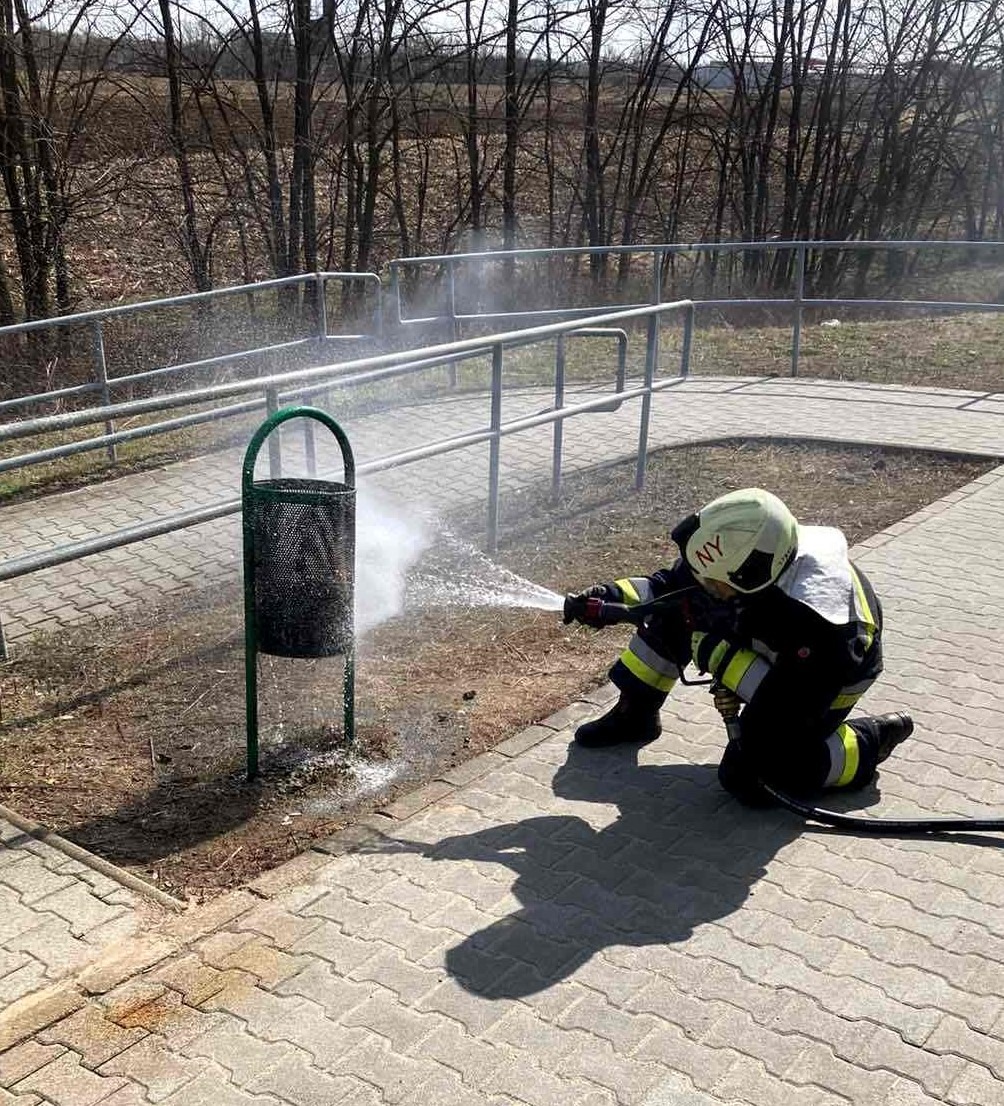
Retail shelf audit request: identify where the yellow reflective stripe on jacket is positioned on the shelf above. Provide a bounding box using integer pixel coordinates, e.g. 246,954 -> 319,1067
722,650 -> 758,694
619,647 -> 678,692
830,675 -> 876,711
850,567 -> 877,650
723,650 -> 772,702
691,633 -> 734,679
615,578 -> 642,605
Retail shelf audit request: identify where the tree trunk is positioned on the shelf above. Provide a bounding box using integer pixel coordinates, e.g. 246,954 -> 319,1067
158,0 -> 210,291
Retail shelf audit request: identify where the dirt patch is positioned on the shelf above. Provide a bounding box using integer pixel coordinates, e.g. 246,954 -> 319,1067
0,439 -> 995,900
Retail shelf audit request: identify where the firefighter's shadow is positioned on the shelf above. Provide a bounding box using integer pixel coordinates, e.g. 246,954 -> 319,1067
431,742 -> 803,998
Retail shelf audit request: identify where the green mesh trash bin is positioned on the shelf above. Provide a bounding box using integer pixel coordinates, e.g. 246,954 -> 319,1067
243,406 -> 356,779
250,477 -> 354,658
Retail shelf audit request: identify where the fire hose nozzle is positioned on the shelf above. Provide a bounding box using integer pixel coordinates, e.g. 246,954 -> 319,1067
563,595 -> 644,627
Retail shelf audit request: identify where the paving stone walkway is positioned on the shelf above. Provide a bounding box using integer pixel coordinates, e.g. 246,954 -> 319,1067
3,380 -> 1004,1104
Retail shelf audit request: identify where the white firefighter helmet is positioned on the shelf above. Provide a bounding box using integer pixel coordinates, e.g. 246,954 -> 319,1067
673,488 -> 798,594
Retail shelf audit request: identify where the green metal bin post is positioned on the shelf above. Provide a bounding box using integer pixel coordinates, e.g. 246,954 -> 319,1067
242,406 -> 356,780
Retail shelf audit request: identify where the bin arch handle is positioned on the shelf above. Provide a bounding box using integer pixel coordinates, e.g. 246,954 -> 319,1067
241,405 -> 355,493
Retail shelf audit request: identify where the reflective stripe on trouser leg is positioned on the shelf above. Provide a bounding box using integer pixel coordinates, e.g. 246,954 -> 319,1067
616,633 -> 680,694
823,724 -> 860,788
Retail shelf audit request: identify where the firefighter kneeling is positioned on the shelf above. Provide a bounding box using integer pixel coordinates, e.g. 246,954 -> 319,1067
564,488 -> 913,806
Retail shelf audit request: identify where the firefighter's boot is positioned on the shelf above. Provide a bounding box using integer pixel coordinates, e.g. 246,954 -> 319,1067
574,694 -> 663,748
839,711 -> 914,790
872,711 -> 914,763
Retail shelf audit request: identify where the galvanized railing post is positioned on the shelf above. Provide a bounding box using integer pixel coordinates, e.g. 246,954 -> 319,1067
389,262 -> 402,330
487,342 -> 504,553
447,260 -> 459,386
372,275 -> 385,339
552,335 -> 566,496
791,244 -> 806,377
652,248 -> 663,304
0,610 -> 8,661
681,303 -> 695,376
314,273 -> 328,345
303,418 -> 317,476
635,313 -> 659,491
92,320 -> 117,463
266,388 -> 282,477
615,332 -> 627,393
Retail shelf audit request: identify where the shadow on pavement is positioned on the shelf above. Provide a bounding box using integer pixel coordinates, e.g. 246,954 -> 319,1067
427,741 -> 804,998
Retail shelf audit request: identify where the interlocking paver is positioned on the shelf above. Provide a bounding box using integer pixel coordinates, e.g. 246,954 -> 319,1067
38,1004 -> 147,1068
98,1037 -> 206,1101
246,1053 -> 359,1105
180,1023 -> 297,1087
0,1042 -> 66,1088
10,1051 -> 128,1106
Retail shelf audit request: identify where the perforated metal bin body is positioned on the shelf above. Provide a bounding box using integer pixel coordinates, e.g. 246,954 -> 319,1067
249,477 -> 355,658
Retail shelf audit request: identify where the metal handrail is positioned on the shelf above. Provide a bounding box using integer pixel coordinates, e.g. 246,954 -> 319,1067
391,238 -> 1004,266
0,271 -> 383,454
0,270 -> 380,337
0,300 -> 691,593
389,239 -> 1004,377
0,305 -> 666,446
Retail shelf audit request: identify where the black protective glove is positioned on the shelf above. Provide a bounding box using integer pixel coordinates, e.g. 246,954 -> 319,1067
680,586 -> 739,638
562,583 -> 621,627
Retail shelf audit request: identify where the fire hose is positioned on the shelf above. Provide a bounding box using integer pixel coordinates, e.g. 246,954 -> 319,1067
564,591 -> 1004,834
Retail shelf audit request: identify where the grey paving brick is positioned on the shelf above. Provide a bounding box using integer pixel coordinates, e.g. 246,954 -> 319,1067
264,1000 -> 371,1068
632,1025 -> 741,1096
203,936 -> 303,989
329,1035 -> 437,1103
8,917 -> 99,980
98,1037 -> 208,1101
0,889 -> 43,944
710,1054 -> 850,1106
38,1004 -> 147,1068
415,1019 -> 507,1087
181,1023 -> 297,1087
287,920 -> 380,974
231,904 -> 323,950
782,1038 -> 898,1101
274,959 -> 380,1019
346,946 -> 446,1005
339,991 -> 447,1051
30,885 -> 124,940
246,1054 -> 359,1105
557,990 -> 658,1054
0,858 -> 77,904
0,1042 -> 66,1089
0,961 -> 48,1007
158,1066 -> 282,1106
0,1090 -> 43,1106
11,1052 -> 127,1106
398,1063 -> 520,1106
